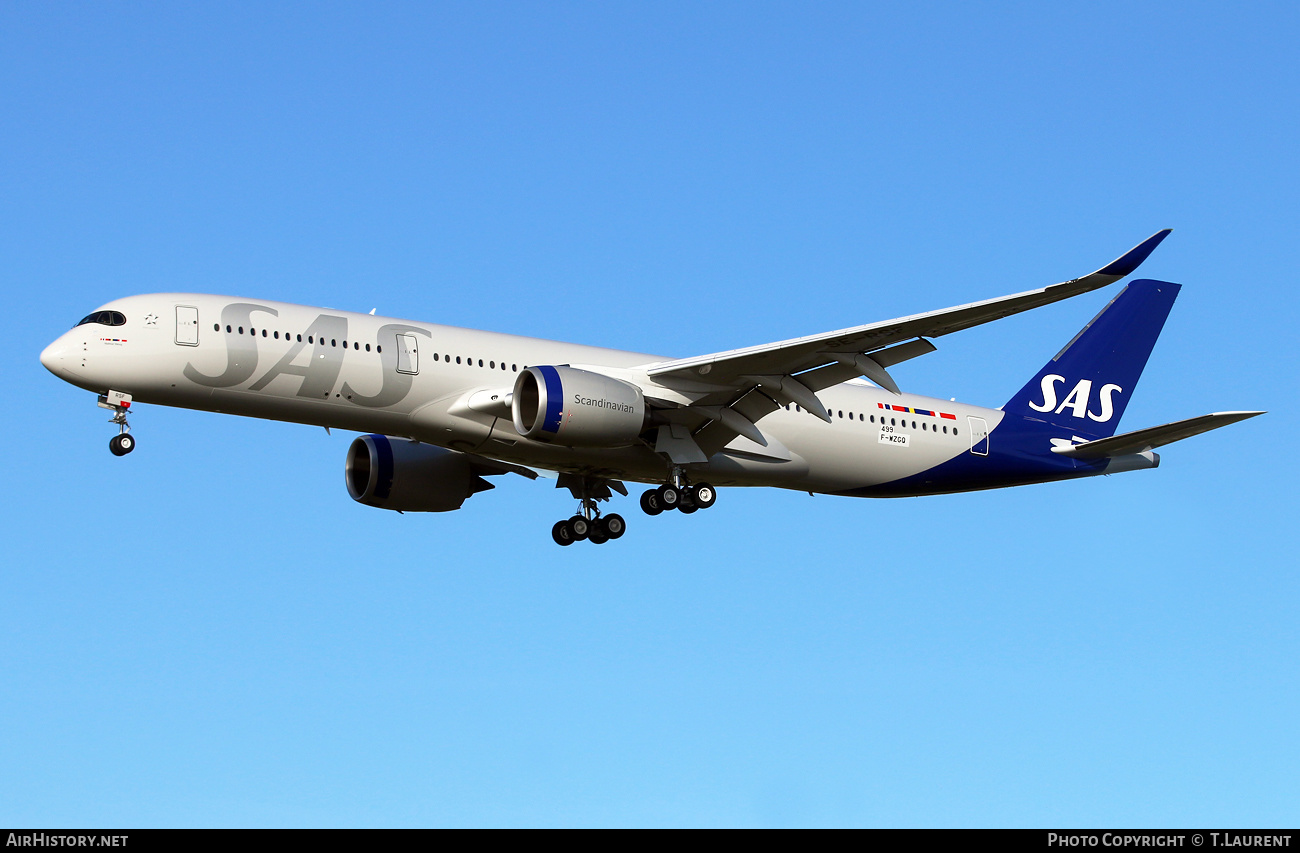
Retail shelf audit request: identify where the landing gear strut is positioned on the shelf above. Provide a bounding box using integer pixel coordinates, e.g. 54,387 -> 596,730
640,467 -> 717,517
99,391 -> 136,456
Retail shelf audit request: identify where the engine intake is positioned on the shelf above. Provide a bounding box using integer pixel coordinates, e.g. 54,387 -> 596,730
346,434 -> 492,512
512,365 -> 646,447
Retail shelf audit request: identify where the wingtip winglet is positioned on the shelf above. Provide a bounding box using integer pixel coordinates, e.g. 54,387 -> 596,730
1096,228 -> 1173,277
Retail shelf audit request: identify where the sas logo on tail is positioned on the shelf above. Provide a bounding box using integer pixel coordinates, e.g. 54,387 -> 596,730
1029,375 -> 1122,423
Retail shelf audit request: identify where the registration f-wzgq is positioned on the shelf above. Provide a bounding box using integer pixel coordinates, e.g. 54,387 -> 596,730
41,230 -> 1261,545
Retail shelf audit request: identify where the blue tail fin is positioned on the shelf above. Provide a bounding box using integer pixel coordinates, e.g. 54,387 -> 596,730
1003,279 -> 1181,438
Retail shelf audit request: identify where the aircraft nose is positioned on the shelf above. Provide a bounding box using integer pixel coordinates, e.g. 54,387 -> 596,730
40,338 -> 67,375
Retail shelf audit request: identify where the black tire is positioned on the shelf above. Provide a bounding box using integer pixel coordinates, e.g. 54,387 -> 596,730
552,520 -> 575,546
569,515 -> 590,540
602,513 -> 626,539
639,489 -> 662,516
693,482 -> 717,509
657,484 -> 679,508
679,502 -> 698,515
587,527 -> 610,544
109,434 -> 134,457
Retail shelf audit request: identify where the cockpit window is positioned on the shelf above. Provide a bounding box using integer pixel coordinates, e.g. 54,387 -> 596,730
75,311 -> 127,328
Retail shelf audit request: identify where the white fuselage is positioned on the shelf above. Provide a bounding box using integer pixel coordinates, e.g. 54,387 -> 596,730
41,293 -> 1005,494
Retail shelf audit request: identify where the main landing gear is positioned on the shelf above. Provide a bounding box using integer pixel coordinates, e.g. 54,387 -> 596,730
551,511 -> 627,547
551,473 -> 627,547
547,470 -> 717,546
638,466 -> 717,518
639,481 -> 717,516
98,391 -> 136,456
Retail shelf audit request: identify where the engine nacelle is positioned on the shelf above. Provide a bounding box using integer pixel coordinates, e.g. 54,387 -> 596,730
512,365 -> 646,447
345,434 -> 490,512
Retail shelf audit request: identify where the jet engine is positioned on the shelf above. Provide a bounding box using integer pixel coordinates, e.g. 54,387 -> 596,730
512,365 -> 646,447
345,434 -> 493,512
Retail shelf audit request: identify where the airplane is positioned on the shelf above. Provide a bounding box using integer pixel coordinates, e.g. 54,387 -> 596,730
40,229 -> 1262,545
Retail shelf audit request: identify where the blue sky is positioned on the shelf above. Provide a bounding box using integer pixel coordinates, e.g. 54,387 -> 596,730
3,1 -> 1297,827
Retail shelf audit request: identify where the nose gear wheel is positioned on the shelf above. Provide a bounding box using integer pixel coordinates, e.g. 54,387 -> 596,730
98,392 -> 136,456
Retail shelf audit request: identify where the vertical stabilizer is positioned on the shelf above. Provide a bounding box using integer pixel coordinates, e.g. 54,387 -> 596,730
1002,279 -> 1180,438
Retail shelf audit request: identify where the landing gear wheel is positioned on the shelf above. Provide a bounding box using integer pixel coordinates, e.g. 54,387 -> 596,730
587,525 -> 610,544
109,434 -> 135,456
601,513 -> 626,540
679,502 -> 698,514
640,489 -> 663,516
568,515 -> 591,540
692,482 -> 716,509
552,520 -> 576,546
657,484 -> 680,510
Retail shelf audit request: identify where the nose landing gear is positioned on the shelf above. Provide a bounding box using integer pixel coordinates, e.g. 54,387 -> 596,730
99,391 -> 136,456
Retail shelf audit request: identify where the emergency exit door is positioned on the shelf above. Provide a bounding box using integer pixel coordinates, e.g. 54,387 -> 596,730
175,305 -> 199,346
967,416 -> 989,456
395,334 -> 419,374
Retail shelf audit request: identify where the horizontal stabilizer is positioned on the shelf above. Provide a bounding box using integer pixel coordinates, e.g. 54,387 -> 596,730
1051,411 -> 1264,458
